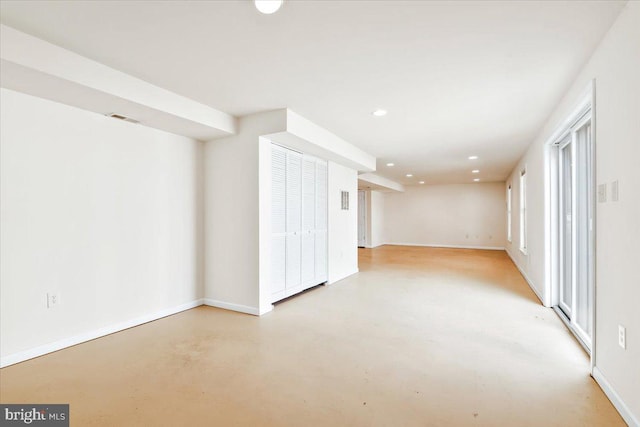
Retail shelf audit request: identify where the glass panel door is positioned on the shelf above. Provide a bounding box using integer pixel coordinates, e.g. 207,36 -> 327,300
573,121 -> 593,346
555,114 -> 594,352
558,137 -> 573,318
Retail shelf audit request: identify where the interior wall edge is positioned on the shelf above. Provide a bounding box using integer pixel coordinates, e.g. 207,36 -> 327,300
327,269 -> 359,285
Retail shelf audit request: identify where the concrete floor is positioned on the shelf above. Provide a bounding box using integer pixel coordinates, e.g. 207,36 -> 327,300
0,246 -> 624,426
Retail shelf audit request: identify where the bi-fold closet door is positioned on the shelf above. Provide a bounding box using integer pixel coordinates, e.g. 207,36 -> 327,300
271,143 -> 327,303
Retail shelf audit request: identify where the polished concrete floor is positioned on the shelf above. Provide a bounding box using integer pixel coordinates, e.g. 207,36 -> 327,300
0,246 -> 624,426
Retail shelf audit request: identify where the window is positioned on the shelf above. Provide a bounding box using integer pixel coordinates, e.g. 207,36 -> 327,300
507,185 -> 512,242
519,170 -> 527,254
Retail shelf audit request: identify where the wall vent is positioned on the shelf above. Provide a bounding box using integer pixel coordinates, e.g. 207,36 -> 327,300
341,191 -> 350,210
106,113 -> 139,124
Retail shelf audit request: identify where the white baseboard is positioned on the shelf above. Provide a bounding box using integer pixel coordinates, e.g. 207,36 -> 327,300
258,304 -> 274,315
593,367 -> 639,427
328,268 -> 359,285
385,242 -> 505,251
203,299 -> 260,316
0,299 -> 203,368
363,243 -> 384,249
505,249 -> 546,306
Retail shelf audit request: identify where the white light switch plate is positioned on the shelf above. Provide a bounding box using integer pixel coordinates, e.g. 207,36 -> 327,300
598,184 -> 607,203
611,180 -> 619,202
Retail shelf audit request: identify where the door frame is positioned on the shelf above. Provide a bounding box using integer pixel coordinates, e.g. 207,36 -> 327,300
557,135 -> 573,319
357,190 -> 367,248
544,80 -> 596,370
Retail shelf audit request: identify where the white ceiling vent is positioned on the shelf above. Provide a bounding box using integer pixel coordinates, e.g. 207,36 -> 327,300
106,113 -> 139,124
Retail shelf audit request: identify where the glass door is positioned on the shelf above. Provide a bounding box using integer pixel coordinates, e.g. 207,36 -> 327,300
573,120 -> 593,346
556,114 -> 594,351
558,136 -> 573,318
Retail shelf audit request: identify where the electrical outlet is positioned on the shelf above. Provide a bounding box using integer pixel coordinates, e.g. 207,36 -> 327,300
47,293 -> 60,309
618,325 -> 626,349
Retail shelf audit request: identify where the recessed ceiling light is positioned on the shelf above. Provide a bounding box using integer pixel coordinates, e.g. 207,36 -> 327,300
468,155 -> 479,160
472,169 -> 480,173
386,162 -> 394,167
419,181 -> 425,184
255,0 -> 283,14
406,174 -> 413,178
473,178 -> 480,182
372,109 -> 387,117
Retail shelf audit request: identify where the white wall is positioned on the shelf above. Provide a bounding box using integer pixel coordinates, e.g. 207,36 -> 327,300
369,191 -> 385,248
505,147 -> 545,302
384,183 -> 506,249
0,88 -> 204,363
328,162 -> 358,283
506,2 -> 640,423
206,112 -> 362,313
204,121 -> 259,312
204,111 -> 284,315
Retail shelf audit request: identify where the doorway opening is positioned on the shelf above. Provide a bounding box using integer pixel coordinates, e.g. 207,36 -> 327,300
357,190 -> 367,248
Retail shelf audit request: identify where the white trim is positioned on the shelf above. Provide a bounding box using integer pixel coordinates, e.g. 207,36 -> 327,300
519,168 -> 527,254
545,80 -> 596,364
590,82 -> 597,373
505,249 -> 546,306
328,268 -> 359,285
507,183 -> 512,243
593,367 -> 640,427
0,299 -> 203,368
545,81 -> 595,147
363,243 -> 385,249
544,142 -> 559,310
203,299 -> 261,316
385,242 -> 505,251
357,189 -> 367,247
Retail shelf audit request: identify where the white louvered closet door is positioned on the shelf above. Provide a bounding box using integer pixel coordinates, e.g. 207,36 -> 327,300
270,145 -> 287,299
301,157 -> 316,288
285,150 -> 303,291
270,144 -> 328,303
315,160 -> 328,283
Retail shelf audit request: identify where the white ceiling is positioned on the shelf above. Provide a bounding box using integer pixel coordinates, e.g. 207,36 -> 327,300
0,0 -> 626,185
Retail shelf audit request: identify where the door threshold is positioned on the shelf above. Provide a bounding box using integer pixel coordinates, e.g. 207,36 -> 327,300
552,306 -> 591,355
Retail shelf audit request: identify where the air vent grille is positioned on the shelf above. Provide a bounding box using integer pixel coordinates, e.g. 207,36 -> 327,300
106,113 -> 139,124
